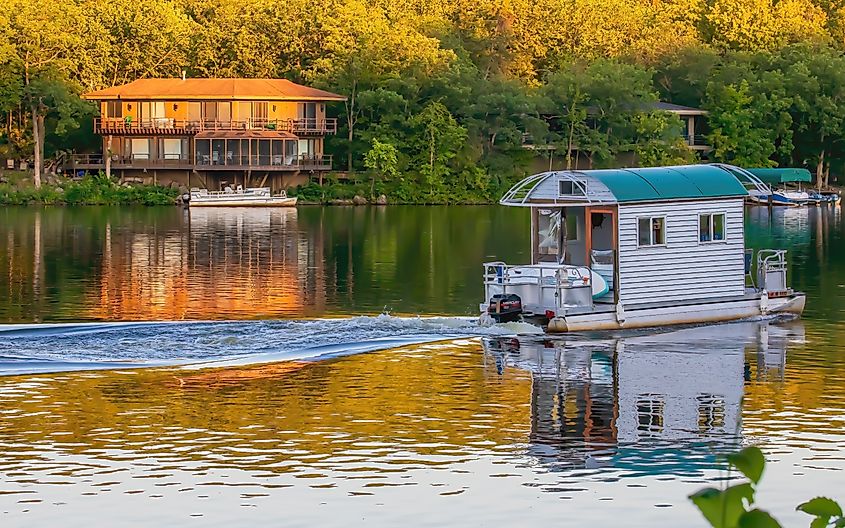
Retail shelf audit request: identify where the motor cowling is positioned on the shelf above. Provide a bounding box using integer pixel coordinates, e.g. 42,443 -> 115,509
487,293 -> 523,323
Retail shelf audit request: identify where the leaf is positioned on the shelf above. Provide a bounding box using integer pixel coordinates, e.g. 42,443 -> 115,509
727,446 -> 766,484
738,509 -> 783,528
798,498 -> 843,518
690,483 -> 755,528
810,517 -> 831,528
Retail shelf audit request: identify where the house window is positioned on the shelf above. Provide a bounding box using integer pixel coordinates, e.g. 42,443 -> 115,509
105,101 -> 122,118
637,217 -> 666,247
298,102 -> 317,120
559,179 -> 586,197
159,138 -> 188,160
251,102 -> 269,126
129,138 -> 151,160
187,102 -> 201,123
699,213 -> 726,243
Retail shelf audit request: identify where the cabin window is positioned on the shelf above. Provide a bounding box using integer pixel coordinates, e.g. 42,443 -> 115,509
559,179 -> 586,197
637,395 -> 664,437
637,217 -> 666,247
564,211 -> 579,241
697,394 -> 726,433
699,213 -> 726,243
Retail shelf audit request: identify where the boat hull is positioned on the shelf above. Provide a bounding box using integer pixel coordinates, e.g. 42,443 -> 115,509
189,197 -> 298,207
511,293 -> 806,333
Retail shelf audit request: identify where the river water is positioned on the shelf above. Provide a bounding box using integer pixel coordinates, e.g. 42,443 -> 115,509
0,205 -> 843,526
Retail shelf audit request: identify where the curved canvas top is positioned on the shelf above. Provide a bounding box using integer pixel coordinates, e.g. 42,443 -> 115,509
500,165 -> 748,206
745,168 -> 812,186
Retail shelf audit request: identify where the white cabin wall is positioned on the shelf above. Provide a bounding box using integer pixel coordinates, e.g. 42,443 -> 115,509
616,198 -> 746,305
615,338 -> 743,443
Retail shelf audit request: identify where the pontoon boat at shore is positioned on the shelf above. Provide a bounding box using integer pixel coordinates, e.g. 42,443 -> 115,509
186,186 -> 297,207
481,165 -> 806,332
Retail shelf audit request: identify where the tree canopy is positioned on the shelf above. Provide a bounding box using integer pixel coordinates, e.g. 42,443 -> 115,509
1,0 -> 845,196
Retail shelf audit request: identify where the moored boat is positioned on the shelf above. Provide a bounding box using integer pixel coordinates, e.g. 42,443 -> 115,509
480,165 -> 806,333
186,186 -> 297,207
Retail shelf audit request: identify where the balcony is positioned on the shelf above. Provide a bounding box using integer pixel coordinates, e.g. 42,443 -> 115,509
682,134 -> 712,151
68,153 -> 333,172
94,117 -> 338,136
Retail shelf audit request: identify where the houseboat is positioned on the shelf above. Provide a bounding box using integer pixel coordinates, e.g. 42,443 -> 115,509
481,165 -> 806,332
186,186 -> 297,207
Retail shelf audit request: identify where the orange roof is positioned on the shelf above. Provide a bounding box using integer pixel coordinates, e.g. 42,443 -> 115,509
83,78 -> 346,102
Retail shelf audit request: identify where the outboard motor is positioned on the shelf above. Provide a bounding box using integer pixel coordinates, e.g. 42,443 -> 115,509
487,294 -> 523,323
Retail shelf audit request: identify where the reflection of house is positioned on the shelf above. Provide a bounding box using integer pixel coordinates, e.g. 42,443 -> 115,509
73,78 -> 346,191
482,321 -> 794,476
88,208 -> 317,320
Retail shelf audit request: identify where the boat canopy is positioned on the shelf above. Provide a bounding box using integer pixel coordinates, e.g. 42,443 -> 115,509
500,165 -> 748,207
745,168 -> 812,186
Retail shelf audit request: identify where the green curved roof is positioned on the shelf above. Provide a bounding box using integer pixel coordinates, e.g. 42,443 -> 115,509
746,168 -> 812,186
591,165 -> 747,202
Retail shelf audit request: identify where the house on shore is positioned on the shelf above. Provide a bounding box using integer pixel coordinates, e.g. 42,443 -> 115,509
72,78 -> 346,191
525,101 -> 711,172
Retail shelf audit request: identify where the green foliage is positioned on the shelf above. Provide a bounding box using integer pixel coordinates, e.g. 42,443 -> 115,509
689,446 -> 844,528
0,174 -> 179,206
3,0 -> 845,196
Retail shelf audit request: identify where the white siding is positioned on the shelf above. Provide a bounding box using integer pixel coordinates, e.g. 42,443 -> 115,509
617,199 -> 746,305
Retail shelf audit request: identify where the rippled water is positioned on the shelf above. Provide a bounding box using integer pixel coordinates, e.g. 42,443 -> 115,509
1,205 -> 844,526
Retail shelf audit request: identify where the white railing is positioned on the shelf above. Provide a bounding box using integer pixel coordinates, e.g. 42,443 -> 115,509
483,262 -> 594,310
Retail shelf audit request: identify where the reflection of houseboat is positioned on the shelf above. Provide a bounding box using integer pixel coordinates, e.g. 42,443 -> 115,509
187,186 -> 297,207
481,165 -> 806,332
482,321 -> 798,474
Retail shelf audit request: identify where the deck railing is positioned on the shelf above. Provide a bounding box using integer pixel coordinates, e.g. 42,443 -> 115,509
68,153 -> 333,171
94,117 -> 338,135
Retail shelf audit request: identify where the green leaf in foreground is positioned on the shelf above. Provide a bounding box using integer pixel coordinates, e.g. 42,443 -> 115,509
738,509 -> 783,528
727,446 -> 766,484
797,497 -> 844,518
690,483 -> 755,528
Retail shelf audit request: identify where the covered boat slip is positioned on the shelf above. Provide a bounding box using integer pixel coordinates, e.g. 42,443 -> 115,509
484,165 -> 806,331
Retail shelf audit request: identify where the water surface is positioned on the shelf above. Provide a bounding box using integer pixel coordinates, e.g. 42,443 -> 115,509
0,205 -> 843,526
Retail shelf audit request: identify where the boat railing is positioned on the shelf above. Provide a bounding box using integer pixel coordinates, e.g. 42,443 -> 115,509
712,164 -> 773,195
756,249 -> 790,295
483,262 -> 594,310
190,187 -> 276,197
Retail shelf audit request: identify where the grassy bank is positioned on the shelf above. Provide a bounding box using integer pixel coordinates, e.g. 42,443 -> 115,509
0,173 -> 181,206
289,177 -> 501,205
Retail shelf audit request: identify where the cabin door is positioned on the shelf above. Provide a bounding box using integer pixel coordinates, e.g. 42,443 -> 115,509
585,207 -> 617,302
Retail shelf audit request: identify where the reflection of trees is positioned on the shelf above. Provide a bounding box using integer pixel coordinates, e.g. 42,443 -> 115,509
296,206 -> 529,315
1,206 -> 529,322
0,341 -> 531,473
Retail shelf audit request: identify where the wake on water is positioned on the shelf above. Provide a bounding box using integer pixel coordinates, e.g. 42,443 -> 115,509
0,315 -> 543,376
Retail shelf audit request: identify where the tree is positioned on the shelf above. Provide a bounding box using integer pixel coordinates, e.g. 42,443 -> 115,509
705,80 -> 779,166
363,139 -> 399,198
410,102 -> 467,200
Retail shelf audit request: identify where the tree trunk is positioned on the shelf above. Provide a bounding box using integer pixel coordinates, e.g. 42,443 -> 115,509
345,80 -> 357,172
816,150 -> 825,191
31,106 -> 42,189
566,120 -> 575,170
105,135 -> 113,179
